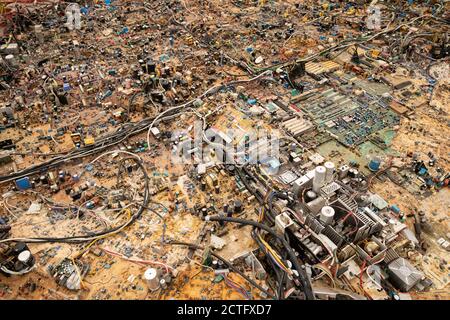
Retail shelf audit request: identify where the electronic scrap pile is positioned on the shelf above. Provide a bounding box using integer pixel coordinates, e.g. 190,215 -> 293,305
0,0 -> 449,300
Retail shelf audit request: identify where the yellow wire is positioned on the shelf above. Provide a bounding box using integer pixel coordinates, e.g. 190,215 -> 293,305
70,257 -> 84,290
258,234 -> 290,272
76,209 -> 132,258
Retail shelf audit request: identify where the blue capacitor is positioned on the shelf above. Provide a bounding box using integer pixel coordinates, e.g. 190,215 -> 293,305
86,201 -> 95,209
390,205 -> 400,215
368,157 -> 381,172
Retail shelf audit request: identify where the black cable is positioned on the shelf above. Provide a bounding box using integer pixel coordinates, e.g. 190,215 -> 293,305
167,240 -> 276,300
277,266 -> 287,300
205,215 -> 315,300
252,229 -> 284,299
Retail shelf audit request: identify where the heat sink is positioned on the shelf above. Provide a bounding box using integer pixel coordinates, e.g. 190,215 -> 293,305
387,257 -> 423,292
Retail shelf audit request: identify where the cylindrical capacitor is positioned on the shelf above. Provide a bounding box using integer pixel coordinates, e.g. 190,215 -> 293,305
159,278 -> 167,290
234,200 -> 242,214
339,165 -> 349,179
324,161 -> 335,183
18,250 -> 32,264
312,166 -> 326,192
40,175 -> 48,184
319,206 -> 335,225
201,180 -> 206,191
368,156 -> 381,172
305,190 -> 317,202
348,168 -> 358,178
143,268 -> 160,291
58,171 -> 65,182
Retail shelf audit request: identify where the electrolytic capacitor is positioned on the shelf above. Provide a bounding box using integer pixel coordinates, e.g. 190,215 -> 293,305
40,175 -> 48,184
159,278 -> 167,289
234,200 -> 242,214
143,268 -> 160,292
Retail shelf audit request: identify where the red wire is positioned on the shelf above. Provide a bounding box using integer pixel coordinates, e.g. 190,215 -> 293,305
359,260 -> 367,289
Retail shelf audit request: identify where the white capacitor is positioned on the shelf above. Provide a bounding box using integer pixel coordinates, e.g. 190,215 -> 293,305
312,166 -> 326,192
319,206 -> 335,225
18,250 -> 31,263
143,268 -> 160,291
339,165 -> 349,179
324,161 -> 335,183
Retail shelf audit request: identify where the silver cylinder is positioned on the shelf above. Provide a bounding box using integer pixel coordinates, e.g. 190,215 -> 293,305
320,206 -> 335,225
312,166 -> 326,192
324,161 -> 335,183
143,268 -> 160,291
18,250 -> 31,264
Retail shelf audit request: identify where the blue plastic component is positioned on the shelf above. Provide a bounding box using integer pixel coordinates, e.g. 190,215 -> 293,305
247,98 -> 257,105
86,201 -> 95,209
119,27 -> 128,35
15,177 -> 31,190
369,158 -> 381,171
390,205 -> 400,214
418,167 -> 427,176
